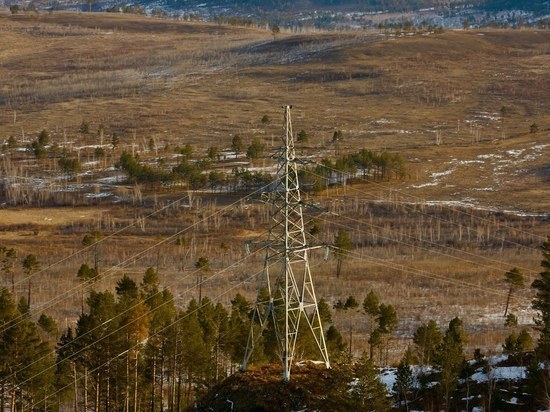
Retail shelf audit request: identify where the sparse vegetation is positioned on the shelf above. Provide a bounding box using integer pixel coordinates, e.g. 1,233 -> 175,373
0,11 -> 548,411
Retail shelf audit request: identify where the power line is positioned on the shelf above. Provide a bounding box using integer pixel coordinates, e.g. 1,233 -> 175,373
312,208 -> 540,280
313,160 -> 547,249
39,258 -> 281,408
5,243 -> 267,391
1,180 -> 277,335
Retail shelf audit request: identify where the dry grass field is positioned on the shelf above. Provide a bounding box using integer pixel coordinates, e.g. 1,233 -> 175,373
0,11 -> 549,361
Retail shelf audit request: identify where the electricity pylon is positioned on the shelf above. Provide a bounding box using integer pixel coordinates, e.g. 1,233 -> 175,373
241,105 -> 330,381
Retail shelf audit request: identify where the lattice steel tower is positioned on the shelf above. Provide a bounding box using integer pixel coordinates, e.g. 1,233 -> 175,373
241,105 -> 330,381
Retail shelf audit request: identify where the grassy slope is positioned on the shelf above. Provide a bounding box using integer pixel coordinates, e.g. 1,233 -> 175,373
0,11 -> 549,357
1,12 -> 548,210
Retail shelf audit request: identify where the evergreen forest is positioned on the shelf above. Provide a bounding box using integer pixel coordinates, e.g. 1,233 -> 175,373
1,238 -> 549,411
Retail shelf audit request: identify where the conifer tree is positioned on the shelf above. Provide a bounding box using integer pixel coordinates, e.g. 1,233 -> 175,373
503,267 -> 525,317
363,290 -> 380,333
532,236 -> 550,361
434,317 -> 465,411
317,297 -> 333,325
334,295 -> 359,353
56,327 -> 79,410
74,291 -> 121,411
0,288 -> 55,410
529,236 -> 550,409
503,329 -> 533,365
82,231 -> 103,273
77,263 -> 98,312
228,293 -> 252,366
413,320 -> 443,365
117,274 -> 150,412
377,303 -> 398,365
195,257 -> 209,302
326,325 -> 346,357
231,135 -> 243,158
178,299 -> 210,408
333,230 -> 352,278
140,268 -> 176,411
22,254 -> 40,308
1,247 -> 17,294
351,352 -> 391,411
394,357 -> 414,411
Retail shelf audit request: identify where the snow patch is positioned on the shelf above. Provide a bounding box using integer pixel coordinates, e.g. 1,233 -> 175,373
430,169 -> 454,178
506,149 -> 525,157
478,154 -> 503,160
471,366 -> 525,383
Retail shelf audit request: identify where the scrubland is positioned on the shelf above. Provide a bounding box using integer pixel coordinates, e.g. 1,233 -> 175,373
0,10 -> 549,361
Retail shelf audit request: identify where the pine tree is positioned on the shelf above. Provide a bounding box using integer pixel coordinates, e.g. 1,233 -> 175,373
434,317 -> 465,411
351,352 -> 391,411
0,288 -> 55,411
38,313 -> 58,340
377,303 -> 398,366
228,293 -> 252,366
178,299 -> 210,408
326,325 -> 346,357
231,135 -> 243,158
22,254 -> 40,308
334,295 -> 359,353
140,268 -> 176,412
503,329 -> 533,365
82,231 -> 103,272
195,257 -> 209,302
77,263 -> 99,312
317,298 -> 333,325
529,236 -> 550,409
532,236 -> 550,361
333,230 -> 353,278
73,291 -> 122,411
1,247 -> 17,294
503,267 -> 525,317
368,328 -> 382,363
115,274 -> 151,412
363,290 -> 380,353
413,320 -> 443,365
393,358 -> 414,411
56,327 -> 79,410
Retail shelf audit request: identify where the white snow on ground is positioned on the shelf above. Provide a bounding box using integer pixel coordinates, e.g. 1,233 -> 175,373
508,397 -> 523,405
409,181 -> 439,188
97,175 -> 126,183
407,139 -> 549,212
450,159 -> 484,165
471,366 -> 526,383
85,192 -> 114,199
380,366 -> 434,394
430,169 -> 454,178
75,144 -> 111,150
477,154 -> 503,160
379,368 -> 397,392
409,168 -> 454,188
488,354 -> 508,366
364,129 -> 412,134
423,199 -> 478,208
506,149 -> 525,157
371,118 -> 396,125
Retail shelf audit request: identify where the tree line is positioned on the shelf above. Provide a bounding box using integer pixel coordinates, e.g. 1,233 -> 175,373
299,149 -> 407,192
1,237 -> 549,411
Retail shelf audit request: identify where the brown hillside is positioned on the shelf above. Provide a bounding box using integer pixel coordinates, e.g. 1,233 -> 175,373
0,11 -> 548,360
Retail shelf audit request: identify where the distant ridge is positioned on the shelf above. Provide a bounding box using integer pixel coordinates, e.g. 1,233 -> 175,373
3,0 -> 548,29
